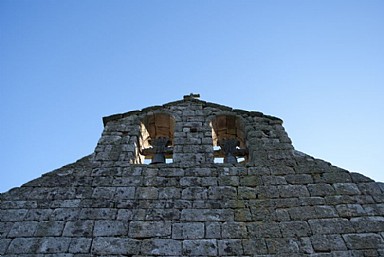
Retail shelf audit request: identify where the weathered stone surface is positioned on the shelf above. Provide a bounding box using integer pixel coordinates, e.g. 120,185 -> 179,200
279,221 -> 311,237
247,222 -> 281,238
141,239 -> 181,255
265,238 -> 300,253
35,221 -> 65,236
38,237 -> 71,253
128,221 -> 171,238
311,234 -> 347,251
91,237 -> 140,255
350,216 -> 384,232
309,218 -> 354,234
1,97 -> 384,256
93,220 -> 127,236
181,209 -> 234,221
183,239 -> 217,255
342,233 -> 384,249
172,222 -> 204,239
7,221 -> 38,237
218,239 -> 243,255
6,238 -> 39,254
62,220 -> 93,237
68,238 -> 92,253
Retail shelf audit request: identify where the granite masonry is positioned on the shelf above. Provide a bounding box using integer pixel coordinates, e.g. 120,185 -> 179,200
1,95 -> 384,256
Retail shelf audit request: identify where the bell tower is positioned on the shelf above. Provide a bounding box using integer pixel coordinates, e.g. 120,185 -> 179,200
1,95 -> 384,256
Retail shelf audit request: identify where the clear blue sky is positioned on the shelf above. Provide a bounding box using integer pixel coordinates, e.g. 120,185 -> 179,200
1,0 -> 383,193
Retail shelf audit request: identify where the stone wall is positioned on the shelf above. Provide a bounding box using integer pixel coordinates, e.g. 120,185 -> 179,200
1,97 -> 384,256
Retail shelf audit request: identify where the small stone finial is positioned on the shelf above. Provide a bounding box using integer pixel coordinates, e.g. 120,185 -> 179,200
183,93 -> 200,100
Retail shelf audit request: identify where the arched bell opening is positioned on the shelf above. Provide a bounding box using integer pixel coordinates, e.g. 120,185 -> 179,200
138,113 -> 175,164
210,114 -> 248,164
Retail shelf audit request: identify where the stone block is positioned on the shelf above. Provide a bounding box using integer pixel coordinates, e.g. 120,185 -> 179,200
35,221 -> 65,237
308,218 -> 354,234
79,208 -> 117,220
145,209 -> 180,221
351,172 -> 374,183
279,221 -> 311,237
242,239 -> 268,255
342,233 -> 384,250
358,182 -> 383,195
363,203 -> 384,215
247,222 -> 281,238
240,176 -> 263,186
141,239 -> 182,255
325,195 -> 375,205
285,174 -> 313,184
136,187 -> 159,199
350,216 -> 384,233
234,208 -> 252,221
158,187 -> 181,199
262,175 -> 287,185
221,222 -> 248,238
63,220 -> 93,237
114,186 -> 136,199
238,186 -> 257,199
8,221 -> 38,237
93,220 -> 127,236
313,205 -> 338,218
7,238 -> 39,254
92,187 -> 116,199
144,176 -> 178,187
256,185 -> 280,198
307,183 -> 335,196
208,186 -> 237,200
24,209 -> 53,221
91,237 -> 141,255
278,185 -> 310,198
333,183 -> 361,195
0,222 -> 13,238
218,239 -> 243,255
0,209 -> 28,222
181,209 -> 234,221
0,239 -> 11,255
315,171 -> 352,183
68,238 -> 92,253
265,238 -> 300,254
38,237 -> 71,253
185,167 -> 213,176
129,221 -> 171,238
310,234 -> 347,251
50,208 -> 80,221
182,239 -> 217,256
51,199 -> 82,208
181,187 -> 208,200
299,237 -> 315,254
274,208 -> 291,221
205,222 -> 221,238
288,206 -> 337,220
172,222 -> 204,239
157,168 -> 185,177
218,176 -> 239,186
0,200 -> 37,209
336,204 -> 366,217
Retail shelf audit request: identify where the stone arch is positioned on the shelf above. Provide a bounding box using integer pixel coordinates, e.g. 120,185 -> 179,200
137,112 -> 176,164
209,113 -> 248,164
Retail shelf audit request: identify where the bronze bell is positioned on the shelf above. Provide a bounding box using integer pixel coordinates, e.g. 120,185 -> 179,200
150,137 -> 170,164
218,138 -> 239,164
151,153 -> 166,164
224,154 -> 238,164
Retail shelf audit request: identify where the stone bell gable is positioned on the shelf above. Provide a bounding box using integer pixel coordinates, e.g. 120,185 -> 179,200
1,95 -> 384,256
